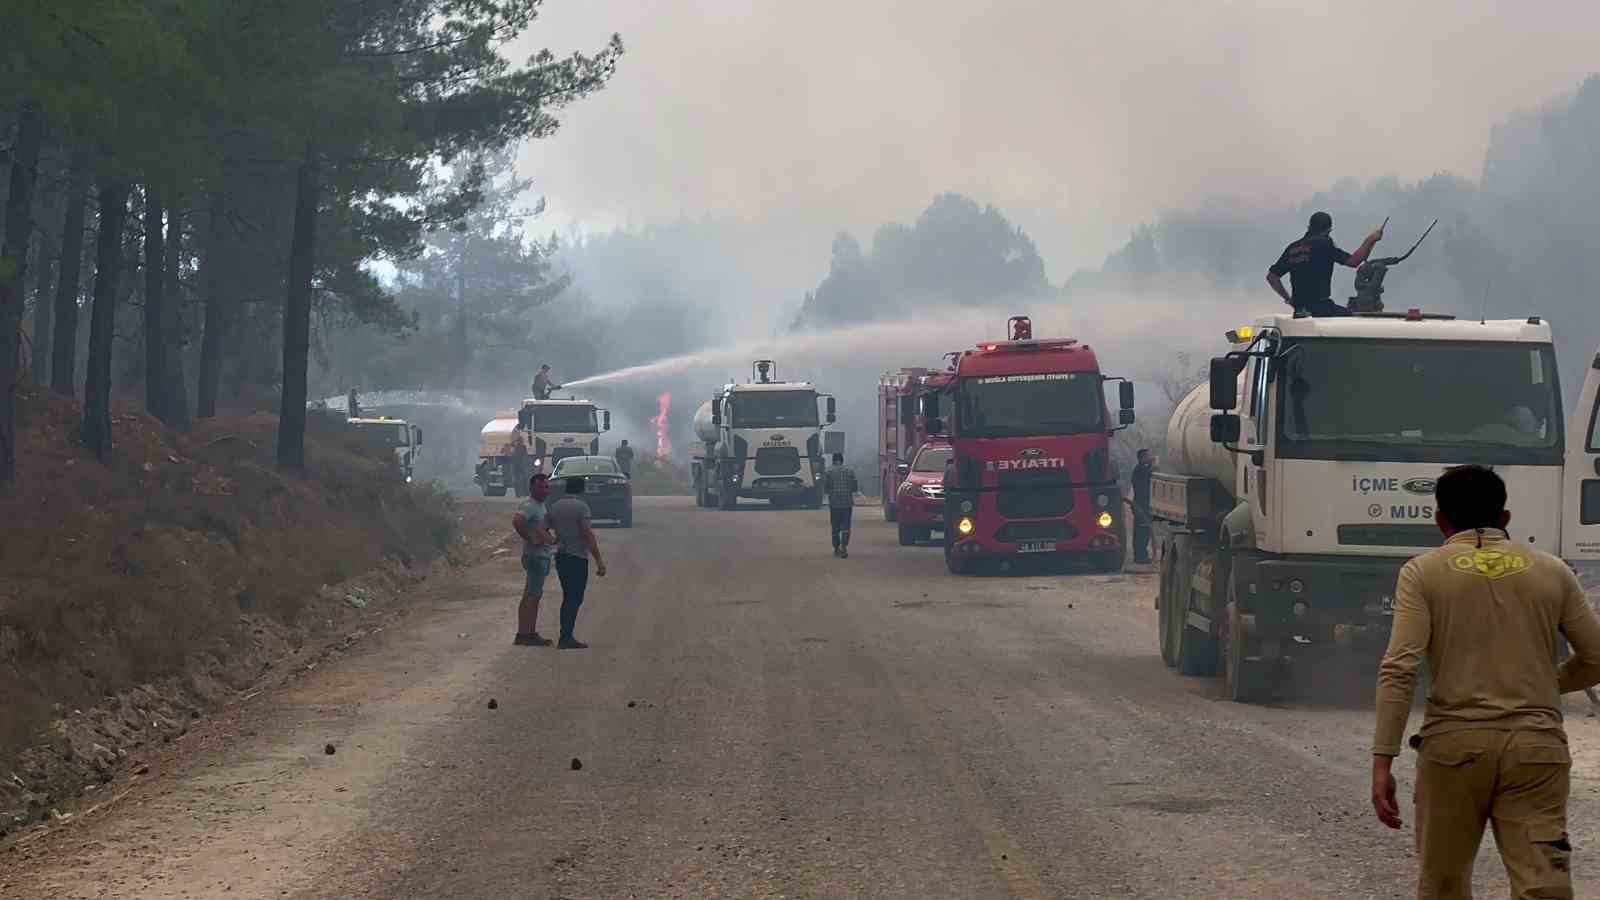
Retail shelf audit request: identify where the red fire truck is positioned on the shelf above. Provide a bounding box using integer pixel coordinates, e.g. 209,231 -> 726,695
921,316 -> 1136,574
877,367 -> 953,522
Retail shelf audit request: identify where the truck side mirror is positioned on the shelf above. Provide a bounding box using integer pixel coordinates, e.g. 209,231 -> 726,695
1209,357 -> 1242,410
1119,381 -> 1135,410
920,394 -> 941,418
603,410 -> 611,432
826,396 -> 836,424
927,417 -> 945,435
414,426 -> 422,445
1211,413 -> 1241,444
1118,409 -> 1135,426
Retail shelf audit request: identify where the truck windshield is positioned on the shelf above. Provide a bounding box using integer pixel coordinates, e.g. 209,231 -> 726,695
1277,339 -> 1563,464
350,422 -> 409,447
956,372 -> 1105,438
531,405 -> 599,433
731,391 -> 819,428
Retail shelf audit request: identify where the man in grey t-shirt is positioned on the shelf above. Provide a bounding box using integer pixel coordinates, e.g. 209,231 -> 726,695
511,474 -> 556,646
547,476 -> 607,649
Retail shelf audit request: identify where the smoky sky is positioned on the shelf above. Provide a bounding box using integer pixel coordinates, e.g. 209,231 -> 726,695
514,0 -> 1599,281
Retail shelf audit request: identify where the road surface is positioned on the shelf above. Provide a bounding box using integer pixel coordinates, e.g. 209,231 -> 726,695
6,496 -> 1600,898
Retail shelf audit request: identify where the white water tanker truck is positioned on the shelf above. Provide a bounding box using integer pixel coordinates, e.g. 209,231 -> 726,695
689,360 -> 837,510
1153,309 -> 1600,702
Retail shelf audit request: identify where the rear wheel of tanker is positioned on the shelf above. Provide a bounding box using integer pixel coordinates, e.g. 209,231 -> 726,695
1171,538 -> 1218,676
898,523 -> 916,546
1222,579 -> 1274,703
1157,539 -> 1178,667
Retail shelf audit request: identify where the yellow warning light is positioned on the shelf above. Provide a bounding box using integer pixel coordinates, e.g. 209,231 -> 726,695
1097,511 -> 1114,529
1225,325 -> 1255,344
957,517 -> 975,536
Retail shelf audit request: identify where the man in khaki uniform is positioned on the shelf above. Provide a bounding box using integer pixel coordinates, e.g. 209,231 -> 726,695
1372,465 -> 1600,899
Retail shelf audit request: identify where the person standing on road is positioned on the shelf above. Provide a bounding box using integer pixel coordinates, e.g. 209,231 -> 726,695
547,476 -> 607,649
1130,449 -> 1155,565
1267,211 -> 1384,317
510,474 -> 556,647
821,452 -> 859,559
509,431 -> 530,495
614,440 -> 635,477
1371,465 -> 1600,899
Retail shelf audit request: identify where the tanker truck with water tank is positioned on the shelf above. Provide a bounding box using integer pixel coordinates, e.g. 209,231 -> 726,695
474,397 -> 610,496
1153,310 -> 1600,702
690,361 -> 836,509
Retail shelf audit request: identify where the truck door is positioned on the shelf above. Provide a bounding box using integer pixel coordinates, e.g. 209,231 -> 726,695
1563,347 -> 1600,561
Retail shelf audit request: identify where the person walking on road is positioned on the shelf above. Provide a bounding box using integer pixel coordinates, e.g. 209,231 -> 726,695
510,474 -> 556,647
614,439 -> 635,477
821,452 -> 859,559
547,476 -> 607,649
1130,448 -> 1155,565
1371,464 -> 1600,899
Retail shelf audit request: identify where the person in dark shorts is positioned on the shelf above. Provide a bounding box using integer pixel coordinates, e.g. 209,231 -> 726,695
1266,211 -> 1384,317
510,474 -> 556,646
820,453 -> 859,558
1130,449 -> 1155,565
547,476 -> 607,649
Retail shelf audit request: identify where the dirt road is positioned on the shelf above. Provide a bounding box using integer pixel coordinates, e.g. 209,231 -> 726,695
6,496 -> 1600,898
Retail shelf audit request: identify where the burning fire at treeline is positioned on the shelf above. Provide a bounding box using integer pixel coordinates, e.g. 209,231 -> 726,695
652,392 -> 672,461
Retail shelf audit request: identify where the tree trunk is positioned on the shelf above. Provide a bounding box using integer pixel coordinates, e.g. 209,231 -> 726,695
197,187 -> 227,418
82,180 -> 129,460
1,99 -> 44,487
142,186 -> 169,425
51,149 -> 89,396
164,201 -> 189,430
277,147 -> 319,471
29,180 -> 61,385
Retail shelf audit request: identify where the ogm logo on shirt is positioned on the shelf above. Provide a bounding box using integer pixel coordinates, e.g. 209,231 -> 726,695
1449,548 -> 1530,580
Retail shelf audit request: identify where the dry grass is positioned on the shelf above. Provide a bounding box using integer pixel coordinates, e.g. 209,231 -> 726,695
0,384 -> 457,773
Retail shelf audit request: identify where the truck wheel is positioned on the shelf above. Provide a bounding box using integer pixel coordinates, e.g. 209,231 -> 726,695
898,523 -> 916,546
719,474 -> 737,510
944,533 -> 971,575
1222,581 -> 1273,703
1171,538 -> 1218,676
1157,542 -> 1178,667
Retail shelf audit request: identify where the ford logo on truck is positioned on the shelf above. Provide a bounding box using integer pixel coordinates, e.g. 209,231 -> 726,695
1021,448 -> 1046,457
1402,477 -> 1436,496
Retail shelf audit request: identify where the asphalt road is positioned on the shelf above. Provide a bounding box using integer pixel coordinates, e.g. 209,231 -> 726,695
7,496 -> 1600,898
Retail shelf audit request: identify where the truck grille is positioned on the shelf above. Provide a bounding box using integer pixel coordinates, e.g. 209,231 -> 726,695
997,486 -> 1072,519
996,521 -> 1078,542
1336,525 -> 1444,548
754,447 -> 802,476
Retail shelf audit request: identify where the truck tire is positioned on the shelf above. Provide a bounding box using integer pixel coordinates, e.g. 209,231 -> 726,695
944,531 -> 972,575
719,472 -> 737,511
898,523 -> 916,546
1222,577 -> 1274,703
1157,538 -> 1178,667
1170,536 -> 1218,676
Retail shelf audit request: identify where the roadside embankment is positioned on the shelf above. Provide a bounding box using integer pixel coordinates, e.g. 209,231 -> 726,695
0,385 -> 461,834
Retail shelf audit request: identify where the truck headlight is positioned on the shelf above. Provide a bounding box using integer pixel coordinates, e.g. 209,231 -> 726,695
957,517 -> 975,536
1097,511 -> 1114,529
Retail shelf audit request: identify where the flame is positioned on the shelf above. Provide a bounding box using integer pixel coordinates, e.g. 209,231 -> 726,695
651,392 -> 672,460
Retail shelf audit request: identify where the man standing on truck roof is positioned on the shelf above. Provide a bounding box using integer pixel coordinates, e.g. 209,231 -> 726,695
532,364 -> 561,400
821,452 -> 859,559
1267,211 -> 1384,317
1130,449 -> 1155,566
510,474 -> 556,647
614,439 -> 635,477
1371,465 -> 1600,899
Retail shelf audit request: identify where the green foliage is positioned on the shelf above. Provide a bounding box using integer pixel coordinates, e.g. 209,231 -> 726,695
792,193 -> 1051,331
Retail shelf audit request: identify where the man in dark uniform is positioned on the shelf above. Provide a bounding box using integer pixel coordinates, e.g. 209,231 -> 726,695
1267,211 -> 1384,317
1130,449 -> 1155,565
